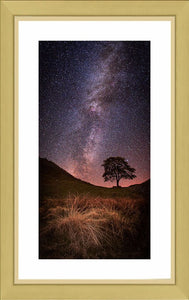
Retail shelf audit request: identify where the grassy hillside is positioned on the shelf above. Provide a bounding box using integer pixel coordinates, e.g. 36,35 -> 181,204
39,158 -> 150,259
40,158 -> 150,200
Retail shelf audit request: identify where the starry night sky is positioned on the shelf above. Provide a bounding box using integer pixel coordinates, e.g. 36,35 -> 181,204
39,41 -> 150,187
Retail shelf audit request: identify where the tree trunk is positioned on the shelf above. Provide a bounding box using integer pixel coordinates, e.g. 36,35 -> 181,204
116,179 -> 119,187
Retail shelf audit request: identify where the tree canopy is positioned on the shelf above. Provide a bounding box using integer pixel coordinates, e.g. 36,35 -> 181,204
102,157 -> 136,187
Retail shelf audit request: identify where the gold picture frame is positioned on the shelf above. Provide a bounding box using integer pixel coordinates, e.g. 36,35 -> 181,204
1,1 -> 189,299
14,15 -> 175,285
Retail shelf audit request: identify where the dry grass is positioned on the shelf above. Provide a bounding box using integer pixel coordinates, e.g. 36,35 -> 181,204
40,194 -> 149,259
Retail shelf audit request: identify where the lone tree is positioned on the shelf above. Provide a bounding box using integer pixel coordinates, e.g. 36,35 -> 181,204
102,157 -> 136,187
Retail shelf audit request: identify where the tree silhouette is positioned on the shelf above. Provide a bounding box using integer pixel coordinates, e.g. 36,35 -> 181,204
102,157 -> 136,187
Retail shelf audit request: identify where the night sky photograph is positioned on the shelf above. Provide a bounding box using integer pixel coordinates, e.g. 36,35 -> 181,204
39,41 -> 150,259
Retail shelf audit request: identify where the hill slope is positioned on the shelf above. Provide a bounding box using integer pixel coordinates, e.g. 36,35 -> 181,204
39,157 -> 150,200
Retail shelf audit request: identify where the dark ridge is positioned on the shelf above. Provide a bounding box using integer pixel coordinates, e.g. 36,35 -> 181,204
39,157 -> 76,181
39,157 -> 150,200
40,157 -> 149,189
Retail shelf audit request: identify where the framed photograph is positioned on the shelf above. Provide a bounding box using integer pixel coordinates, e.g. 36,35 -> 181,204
1,1 -> 189,300
15,16 -> 173,283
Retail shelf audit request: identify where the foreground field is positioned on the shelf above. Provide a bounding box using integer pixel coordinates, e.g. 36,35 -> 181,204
39,158 -> 150,259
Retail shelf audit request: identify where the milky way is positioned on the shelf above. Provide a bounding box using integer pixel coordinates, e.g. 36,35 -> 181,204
39,41 -> 150,187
